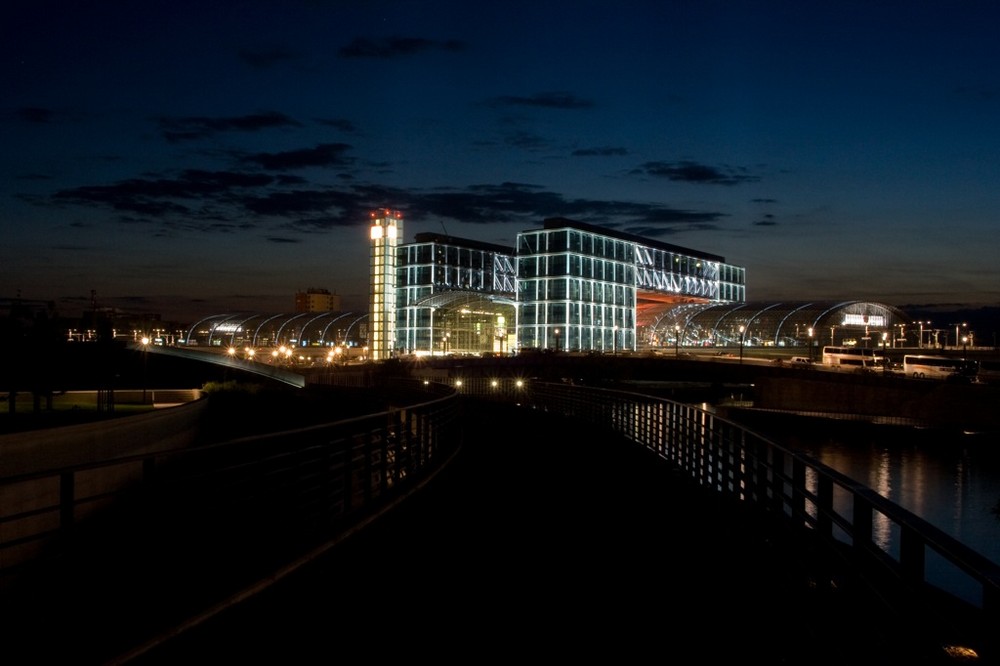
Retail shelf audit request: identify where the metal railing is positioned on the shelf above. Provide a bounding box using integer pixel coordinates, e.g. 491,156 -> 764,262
0,379 -> 459,588
6,372 -> 1000,657
454,376 -> 1000,653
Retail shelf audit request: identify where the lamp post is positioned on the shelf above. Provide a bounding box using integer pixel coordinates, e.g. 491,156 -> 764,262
613,325 -> 618,356
953,322 -> 966,350
140,336 -> 150,404
881,331 -> 889,374
962,335 -> 968,359
553,327 -> 561,352
807,327 -> 814,361
738,325 -> 746,365
226,345 -> 236,383
674,324 -> 681,357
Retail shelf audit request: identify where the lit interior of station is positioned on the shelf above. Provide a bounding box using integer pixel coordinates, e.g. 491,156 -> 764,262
182,214 -> 913,359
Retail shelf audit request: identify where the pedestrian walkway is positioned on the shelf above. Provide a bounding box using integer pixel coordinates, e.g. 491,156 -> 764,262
5,400 -> 958,665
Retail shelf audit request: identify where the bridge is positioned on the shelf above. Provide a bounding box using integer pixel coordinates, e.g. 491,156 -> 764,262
2,361 -> 997,664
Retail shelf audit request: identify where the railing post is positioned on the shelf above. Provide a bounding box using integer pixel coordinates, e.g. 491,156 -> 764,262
791,458 -> 807,528
852,495 -> 874,554
898,524 -> 926,586
59,471 -> 75,538
770,449 -> 785,515
817,475 -> 833,538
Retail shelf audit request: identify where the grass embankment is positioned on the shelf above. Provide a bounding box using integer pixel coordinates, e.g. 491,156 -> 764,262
1,380 -> 411,438
0,391 -> 155,435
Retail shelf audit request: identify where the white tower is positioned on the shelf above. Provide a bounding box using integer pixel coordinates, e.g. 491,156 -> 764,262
369,209 -> 402,361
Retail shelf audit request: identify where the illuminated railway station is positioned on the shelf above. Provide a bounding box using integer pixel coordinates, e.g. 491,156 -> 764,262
182,212 -> 912,359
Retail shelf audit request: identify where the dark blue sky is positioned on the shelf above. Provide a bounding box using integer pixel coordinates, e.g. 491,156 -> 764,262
4,0 -> 1000,322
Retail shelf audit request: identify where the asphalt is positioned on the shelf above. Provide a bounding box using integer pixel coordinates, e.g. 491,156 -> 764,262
5,400 -> 964,665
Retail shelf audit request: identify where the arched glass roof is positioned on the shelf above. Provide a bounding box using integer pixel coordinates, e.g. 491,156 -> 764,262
183,311 -> 368,349
646,300 -> 911,348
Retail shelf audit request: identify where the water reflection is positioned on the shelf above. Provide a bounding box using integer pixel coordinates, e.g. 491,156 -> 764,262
771,421 -> 1000,568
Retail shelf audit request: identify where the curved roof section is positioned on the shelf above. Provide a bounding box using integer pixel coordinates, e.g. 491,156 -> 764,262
413,290 -> 517,310
184,311 -> 368,348
647,300 -> 911,347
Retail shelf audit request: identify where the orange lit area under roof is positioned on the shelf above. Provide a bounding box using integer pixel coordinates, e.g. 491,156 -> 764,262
636,291 -> 710,327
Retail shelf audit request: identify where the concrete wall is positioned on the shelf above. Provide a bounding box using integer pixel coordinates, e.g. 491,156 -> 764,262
753,374 -> 1000,431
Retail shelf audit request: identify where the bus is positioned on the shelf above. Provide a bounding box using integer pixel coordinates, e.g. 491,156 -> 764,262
978,360 -> 1000,384
902,355 -> 978,380
821,345 -> 883,368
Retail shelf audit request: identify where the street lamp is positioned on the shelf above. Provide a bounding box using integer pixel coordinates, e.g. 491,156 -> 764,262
674,324 -> 681,357
881,331 -> 889,374
553,327 -> 561,351
807,327 -> 814,361
140,336 -> 150,404
954,322 -> 967,350
962,335 -> 969,359
738,325 -> 746,365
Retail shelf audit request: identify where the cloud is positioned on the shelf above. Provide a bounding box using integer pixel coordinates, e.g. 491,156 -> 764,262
42,156 -> 730,243
315,118 -> 359,133
51,170 -> 276,217
240,143 -> 354,170
265,236 -> 302,244
634,160 -> 759,185
400,182 -> 727,235
338,36 -> 466,58
485,91 -> 595,109
158,112 -> 302,142
243,188 -> 359,217
503,131 -> 553,151
572,146 -> 628,157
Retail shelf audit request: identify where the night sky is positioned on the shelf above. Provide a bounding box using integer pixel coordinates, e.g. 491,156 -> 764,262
4,0 -> 1000,323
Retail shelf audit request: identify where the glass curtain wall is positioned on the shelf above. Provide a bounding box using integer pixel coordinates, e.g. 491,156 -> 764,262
396,234 -> 516,355
516,226 -> 636,352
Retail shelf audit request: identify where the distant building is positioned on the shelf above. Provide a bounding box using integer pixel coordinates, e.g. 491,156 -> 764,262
295,288 -> 342,313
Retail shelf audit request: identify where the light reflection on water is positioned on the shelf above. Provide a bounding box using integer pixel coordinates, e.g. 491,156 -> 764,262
774,421 -> 1000,596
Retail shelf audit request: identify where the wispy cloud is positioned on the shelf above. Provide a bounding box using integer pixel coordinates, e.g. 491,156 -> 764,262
338,36 -> 466,58
633,160 -> 759,186
158,112 -> 301,142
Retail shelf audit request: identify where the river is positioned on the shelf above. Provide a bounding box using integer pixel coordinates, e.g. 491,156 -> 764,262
727,410 -> 1000,604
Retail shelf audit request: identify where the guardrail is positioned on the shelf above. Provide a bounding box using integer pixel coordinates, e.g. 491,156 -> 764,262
0,379 -> 459,591
6,372 -> 999,658
454,376 -> 1000,656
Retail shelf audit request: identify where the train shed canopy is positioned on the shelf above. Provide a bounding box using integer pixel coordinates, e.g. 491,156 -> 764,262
645,300 -> 912,349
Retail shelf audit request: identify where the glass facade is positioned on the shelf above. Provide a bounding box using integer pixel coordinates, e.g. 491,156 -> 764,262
369,209 -> 402,361
395,233 -> 517,355
514,218 -> 746,352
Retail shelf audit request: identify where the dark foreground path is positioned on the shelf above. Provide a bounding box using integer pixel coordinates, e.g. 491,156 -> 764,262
9,400 -> 960,665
